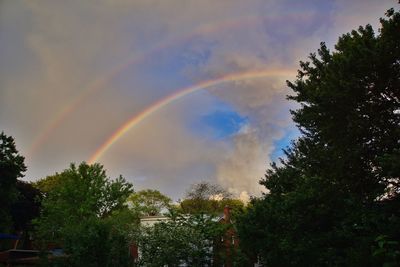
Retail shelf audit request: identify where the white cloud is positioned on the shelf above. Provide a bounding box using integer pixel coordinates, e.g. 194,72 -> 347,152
0,0 -> 395,200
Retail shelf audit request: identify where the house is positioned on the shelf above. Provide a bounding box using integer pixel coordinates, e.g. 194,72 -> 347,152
129,215 -> 172,261
213,206 -> 239,267
139,215 -> 170,227
132,208 -> 247,266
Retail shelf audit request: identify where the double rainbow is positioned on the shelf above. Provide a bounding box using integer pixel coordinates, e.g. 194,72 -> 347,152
27,16 -> 262,158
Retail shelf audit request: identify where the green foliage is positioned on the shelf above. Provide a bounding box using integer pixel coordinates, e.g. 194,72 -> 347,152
180,181 -> 245,216
34,162 -> 135,267
11,181 -> 41,233
63,218 -> 134,267
238,8 -> 400,266
36,162 -> 133,224
134,213 -> 226,266
185,181 -> 232,200
127,189 -> 172,216
33,173 -> 63,194
0,131 -> 27,232
180,198 -> 245,217
38,215 -> 136,267
373,235 -> 400,267
180,198 -> 220,214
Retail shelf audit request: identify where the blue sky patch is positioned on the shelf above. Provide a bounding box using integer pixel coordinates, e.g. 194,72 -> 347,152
270,128 -> 300,162
191,108 -> 248,140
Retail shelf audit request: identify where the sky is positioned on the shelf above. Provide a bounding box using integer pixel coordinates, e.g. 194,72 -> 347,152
0,0 -> 396,201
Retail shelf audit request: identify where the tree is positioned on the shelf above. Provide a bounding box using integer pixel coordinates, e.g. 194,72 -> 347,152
34,162 -> 134,267
11,181 -> 41,234
36,162 -> 133,222
180,182 -> 236,215
0,132 -> 27,232
134,206 -> 251,266
133,213 -> 226,266
180,182 -> 245,217
127,189 -> 172,216
180,197 -> 245,218
238,8 -> 400,266
186,181 -> 232,200
33,173 -> 63,194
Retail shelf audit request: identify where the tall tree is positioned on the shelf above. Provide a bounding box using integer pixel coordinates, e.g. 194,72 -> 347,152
0,132 -> 27,232
238,8 -> 400,266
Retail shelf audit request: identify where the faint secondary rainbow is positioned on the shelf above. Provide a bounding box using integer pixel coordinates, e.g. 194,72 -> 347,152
88,68 -> 295,164
28,12 -> 316,159
27,15 -> 262,159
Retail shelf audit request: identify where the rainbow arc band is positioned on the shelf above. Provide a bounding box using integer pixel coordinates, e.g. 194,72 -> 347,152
88,68 -> 295,164
27,16 -> 262,159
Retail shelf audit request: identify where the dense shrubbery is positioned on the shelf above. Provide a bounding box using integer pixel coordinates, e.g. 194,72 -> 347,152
133,213 -> 222,266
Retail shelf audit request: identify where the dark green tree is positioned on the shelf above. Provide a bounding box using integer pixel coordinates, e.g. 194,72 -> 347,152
238,8 -> 400,266
11,181 -> 41,238
0,132 -> 27,233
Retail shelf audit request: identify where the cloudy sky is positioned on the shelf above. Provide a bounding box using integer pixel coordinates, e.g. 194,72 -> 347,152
0,0 -> 395,201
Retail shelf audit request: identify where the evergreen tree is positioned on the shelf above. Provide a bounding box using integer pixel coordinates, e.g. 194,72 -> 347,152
238,8 -> 400,266
0,132 -> 27,232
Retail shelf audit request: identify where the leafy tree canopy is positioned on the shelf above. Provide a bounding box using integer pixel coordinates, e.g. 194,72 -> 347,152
34,162 -> 134,248
127,189 -> 172,216
179,181 -> 245,215
238,8 -> 400,266
180,197 -> 245,218
134,213 -> 226,266
185,181 -> 232,200
33,173 -> 63,194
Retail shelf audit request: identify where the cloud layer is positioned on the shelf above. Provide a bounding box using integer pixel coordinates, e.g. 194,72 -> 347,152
0,0 -> 395,200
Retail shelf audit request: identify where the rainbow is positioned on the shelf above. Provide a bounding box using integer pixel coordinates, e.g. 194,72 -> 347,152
88,68 -> 295,164
27,16 -> 262,159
